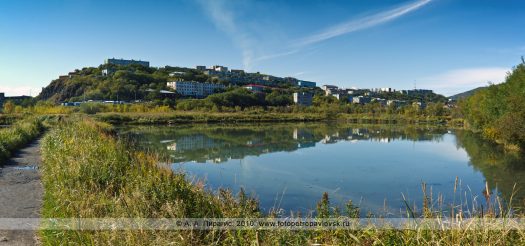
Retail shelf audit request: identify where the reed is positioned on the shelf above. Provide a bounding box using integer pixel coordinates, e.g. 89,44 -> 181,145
40,117 -> 525,245
0,116 -> 43,165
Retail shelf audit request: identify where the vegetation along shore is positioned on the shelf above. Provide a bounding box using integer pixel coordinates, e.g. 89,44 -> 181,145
39,117 -> 525,245
0,58 -> 523,245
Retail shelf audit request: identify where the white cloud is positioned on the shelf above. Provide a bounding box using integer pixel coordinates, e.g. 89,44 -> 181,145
195,0 -> 258,70
196,0 -> 432,67
0,85 -> 41,97
295,0 -> 432,48
418,67 -> 510,96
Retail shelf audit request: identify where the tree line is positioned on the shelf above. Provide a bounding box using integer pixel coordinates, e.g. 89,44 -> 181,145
459,58 -> 525,150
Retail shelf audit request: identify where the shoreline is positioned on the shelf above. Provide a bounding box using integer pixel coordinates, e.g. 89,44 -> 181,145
93,111 -> 456,126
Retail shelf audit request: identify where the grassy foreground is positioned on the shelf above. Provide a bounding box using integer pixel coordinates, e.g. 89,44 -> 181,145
40,118 -> 525,245
0,116 -> 43,165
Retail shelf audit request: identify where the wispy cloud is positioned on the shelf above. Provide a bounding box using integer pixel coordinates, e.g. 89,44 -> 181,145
418,67 -> 509,96
196,0 -> 432,69
195,0 -> 257,70
295,0 -> 432,48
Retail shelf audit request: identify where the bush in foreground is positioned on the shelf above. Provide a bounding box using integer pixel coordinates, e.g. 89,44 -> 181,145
40,117 -> 525,245
0,116 -> 43,165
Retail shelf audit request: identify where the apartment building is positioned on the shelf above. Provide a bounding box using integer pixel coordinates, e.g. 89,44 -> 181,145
167,81 -> 225,97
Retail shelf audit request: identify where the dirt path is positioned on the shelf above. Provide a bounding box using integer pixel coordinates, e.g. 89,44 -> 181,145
0,138 -> 43,246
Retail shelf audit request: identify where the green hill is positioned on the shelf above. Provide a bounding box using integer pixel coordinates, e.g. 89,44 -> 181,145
37,64 -> 296,103
448,87 -> 486,100
38,65 -> 200,102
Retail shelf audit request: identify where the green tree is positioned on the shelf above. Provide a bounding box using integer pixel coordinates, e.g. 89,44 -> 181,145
2,101 -> 15,114
265,91 -> 292,106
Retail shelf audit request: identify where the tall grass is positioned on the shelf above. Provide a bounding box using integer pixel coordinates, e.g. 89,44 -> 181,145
40,117 -> 260,245
0,116 -> 43,165
94,111 -> 450,126
40,117 -> 525,245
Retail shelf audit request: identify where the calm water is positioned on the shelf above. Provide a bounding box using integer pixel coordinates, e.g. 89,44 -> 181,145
119,123 -> 525,215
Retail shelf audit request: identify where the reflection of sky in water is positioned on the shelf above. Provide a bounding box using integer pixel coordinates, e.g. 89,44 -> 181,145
121,124 -> 523,216
175,133 -> 484,215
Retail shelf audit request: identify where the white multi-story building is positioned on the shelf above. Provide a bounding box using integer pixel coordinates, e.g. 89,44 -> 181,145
293,92 -> 313,106
380,88 -> 395,93
212,65 -> 228,72
322,85 -> 338,91
167,81 -> 225,97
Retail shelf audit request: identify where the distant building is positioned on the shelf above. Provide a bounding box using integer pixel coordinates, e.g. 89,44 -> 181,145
325,88 -> 339,96
387,100 -> 407,108
196,65 -> 207,71
322,85 -> 338,91
105,58 -> 150,67
262,75 -> 275,81
401,89 -> 433,95
231,69 -> 245,74
380,88 -> 395,93
169,72 -> 185,76
297,80 -> 317,88
372,98 -> 387,106
101,68 -> 116,76
352,96 -> 371,105
345,89 -> 355,95
167,81 -> 225,97
62,102 -> 83,107
283,77 -> 299,86
203,70 -> 219,76
244,84 -> 267,93
293,92 -> 313,106
332,93 -> 341,100
211,65 -> 228,73
145,89 -> 177,99
0,93 -> 4,106
1,95 -> 32,105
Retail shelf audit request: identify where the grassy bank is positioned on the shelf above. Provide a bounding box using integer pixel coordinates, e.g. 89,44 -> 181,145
0,114 -> 22,125
93,111 -> 453,126
94,111 -> 325,124
0,116 -> 43,165
40,118 -> 525,245
40,117 -> 261,245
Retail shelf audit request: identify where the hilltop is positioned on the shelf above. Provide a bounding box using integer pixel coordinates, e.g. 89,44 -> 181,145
448,87 -> 486,101
37,62 -> 303,103
36,59 -> 447,109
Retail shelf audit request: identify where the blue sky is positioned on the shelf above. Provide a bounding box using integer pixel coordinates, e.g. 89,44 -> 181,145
1,0 -> 524,96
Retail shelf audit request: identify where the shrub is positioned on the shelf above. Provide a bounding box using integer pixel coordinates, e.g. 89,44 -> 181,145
0,117 -> 43,165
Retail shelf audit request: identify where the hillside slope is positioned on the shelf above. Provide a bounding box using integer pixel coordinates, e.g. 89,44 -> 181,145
449,87 -> 486,100
37,64 -> 296,103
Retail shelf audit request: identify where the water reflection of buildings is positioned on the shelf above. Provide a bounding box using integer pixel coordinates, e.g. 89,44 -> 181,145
167,135 -> 217,151
293,128 -> 317,148
156,126 -> 445,164
322,133 -> 339,144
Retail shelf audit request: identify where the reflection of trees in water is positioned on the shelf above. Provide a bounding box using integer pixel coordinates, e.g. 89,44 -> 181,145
119,123 -> 448,164
454,130 -> 525,206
